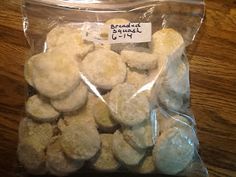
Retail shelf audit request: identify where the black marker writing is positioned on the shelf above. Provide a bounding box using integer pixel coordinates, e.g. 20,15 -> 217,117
112,34 -> 117,40
110,23 -> 143,41
127,33 -> 133,39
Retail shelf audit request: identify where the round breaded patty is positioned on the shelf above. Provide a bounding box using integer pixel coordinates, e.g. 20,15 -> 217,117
31,49 -> 81,99
121,47 -> 158,71
90,134 -> 120,171
81,49 -> 127,90
162,58 -> 189,94
122,120 -> 154,149
151,28 -> 184,57
153,127 -> 195,175
60,123 -> 101,160
51,82 -> 88,113
18,118 -> 53,148
46,24 -> 94,59
159,114 -> 192,133
126,69 -> 148,89
127,153 -> 156,174
26,95 -> 60,122
112,130 -> 146,166
61,94 -> 98,130
158,88 -> 184,111
109,83 -> 149,126
17,141 -> 47,175
46,24 -> 83,48
93,95 -> 118,132
46,137 -> 84,175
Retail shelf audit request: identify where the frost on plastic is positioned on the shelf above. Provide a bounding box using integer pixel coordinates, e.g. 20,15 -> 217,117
19,0 -> 208,176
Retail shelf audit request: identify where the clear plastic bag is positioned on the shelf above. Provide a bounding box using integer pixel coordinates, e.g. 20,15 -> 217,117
19,0 -> 208,176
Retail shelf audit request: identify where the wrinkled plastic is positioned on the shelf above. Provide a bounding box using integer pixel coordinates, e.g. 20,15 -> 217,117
19,0 -> 208,176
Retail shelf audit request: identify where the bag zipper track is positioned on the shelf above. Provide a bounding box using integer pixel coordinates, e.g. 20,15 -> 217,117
23,0 -> 205,10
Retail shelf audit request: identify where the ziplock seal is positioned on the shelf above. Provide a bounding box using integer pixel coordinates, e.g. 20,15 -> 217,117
23,0 -> 205,10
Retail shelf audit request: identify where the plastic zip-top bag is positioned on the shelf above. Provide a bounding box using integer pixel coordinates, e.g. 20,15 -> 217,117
18,0 -> 208,176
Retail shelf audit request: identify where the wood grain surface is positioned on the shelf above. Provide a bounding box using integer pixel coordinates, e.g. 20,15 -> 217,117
0,0 -> 236,177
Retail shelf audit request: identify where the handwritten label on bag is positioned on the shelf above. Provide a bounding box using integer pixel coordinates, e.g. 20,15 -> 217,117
109,23 -> 152,44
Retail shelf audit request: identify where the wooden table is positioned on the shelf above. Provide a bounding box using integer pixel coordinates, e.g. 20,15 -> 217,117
0,0 -> 235,177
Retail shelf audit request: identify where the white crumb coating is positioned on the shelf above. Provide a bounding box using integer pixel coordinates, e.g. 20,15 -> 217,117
158,88 -> 184,111
81,49 -> 127,90
105,18 -> 130,24
151,28 -> 185,56
51,82 -> 88,113
95,43 -> 111,50
90,134 -> 120,171
122,120 -> 154,149
109,83 -> 149,126
151,28 -> 185,67
57,118 -> 68,133
59,93 -> 98,130
49,41 -> 94,62
136,154 -> 156,174
60,111 -> 96,132
128,153 -> 156,174
46,137 -> 84,176
86,93 -> 99,116
46,24 -> 94,59
121,47 -> 158,70
46,24 -> 83,48
17,142 -> 47,175
158,113 -> 192,134
60,123 -> 101,160
157,111 -> 198,145
112,130 -> 146,166
93,95 -> 118,132
126,69 -> 148,89
31,49 -> 81,99
162,58 -> 189,94
153,127 -> 195,175
18,118 -> 53,149
61,108 -> 97,130
26,95 -> 60,122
